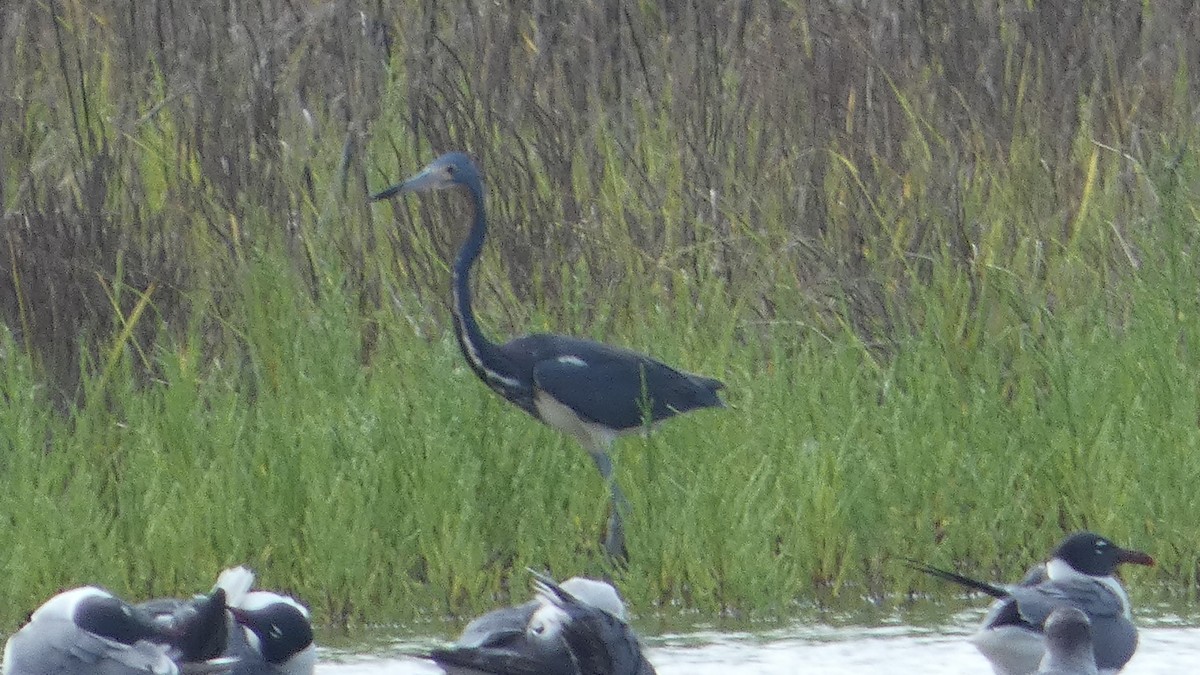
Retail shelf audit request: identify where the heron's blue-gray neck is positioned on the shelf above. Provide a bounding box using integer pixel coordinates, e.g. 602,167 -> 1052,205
451,183 -> 521,392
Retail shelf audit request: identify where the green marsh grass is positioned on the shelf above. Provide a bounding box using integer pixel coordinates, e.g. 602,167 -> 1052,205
2,1 -> 1200,632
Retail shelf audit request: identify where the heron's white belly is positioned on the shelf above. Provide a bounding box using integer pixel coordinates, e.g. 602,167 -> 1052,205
533,392 -> 618,453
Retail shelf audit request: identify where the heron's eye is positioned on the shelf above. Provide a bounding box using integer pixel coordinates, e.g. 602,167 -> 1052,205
446,165 -> 456,176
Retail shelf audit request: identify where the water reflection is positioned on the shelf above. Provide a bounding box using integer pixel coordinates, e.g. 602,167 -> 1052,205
316,606 -> 1200,674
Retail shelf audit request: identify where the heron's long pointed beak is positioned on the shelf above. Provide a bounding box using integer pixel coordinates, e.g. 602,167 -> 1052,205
370,167 -> 442,201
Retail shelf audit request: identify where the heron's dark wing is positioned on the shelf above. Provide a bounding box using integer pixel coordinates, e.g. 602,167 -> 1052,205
531,349 -> 723,431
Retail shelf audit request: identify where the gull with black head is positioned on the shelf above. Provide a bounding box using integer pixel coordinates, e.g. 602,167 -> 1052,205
3,585 -> 231,675
430,570 -> 655,675
139,566 -> 316,675
909,530 -> 1154,675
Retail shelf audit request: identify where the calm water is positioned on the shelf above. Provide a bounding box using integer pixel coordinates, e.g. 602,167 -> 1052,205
315,603 -> 1200,674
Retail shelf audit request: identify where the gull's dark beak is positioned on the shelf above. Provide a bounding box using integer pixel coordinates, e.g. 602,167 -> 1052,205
1115,546 -> 1155,567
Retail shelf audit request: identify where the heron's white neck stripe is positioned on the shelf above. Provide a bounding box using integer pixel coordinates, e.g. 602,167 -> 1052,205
1046,558 -> 1132,618
452,280 -> 523,390
458,324 -> 523,390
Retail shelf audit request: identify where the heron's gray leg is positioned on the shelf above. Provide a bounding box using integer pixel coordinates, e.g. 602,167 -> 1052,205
589,451 -> 632,514
588,450 -> 630,561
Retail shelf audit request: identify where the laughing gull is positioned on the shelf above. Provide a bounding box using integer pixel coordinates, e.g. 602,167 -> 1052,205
3,585 -> 231,675
431,572 -> 655,674
432,575 -> 626,675
1038,606 -> 1099,675
140,567 -> 316,675
910,530 -> 1154,675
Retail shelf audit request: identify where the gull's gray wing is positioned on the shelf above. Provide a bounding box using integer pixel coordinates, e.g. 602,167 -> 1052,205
1007,579 -> 1125,626
428,647 -> 558,675
431,574 -> 655,675
534,573 -> 655,675
5,618 -> 177,675
432,600 -> 570,675
558,600 -> 656,675
456,602 -> 540,649
1006,581 -> 1137,671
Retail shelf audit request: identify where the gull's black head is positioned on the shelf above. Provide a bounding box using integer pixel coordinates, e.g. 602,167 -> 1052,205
73,592 -> 160,645
166,588 -> 229,662
231,600 -> 314,665
1052,531 -> 1155,576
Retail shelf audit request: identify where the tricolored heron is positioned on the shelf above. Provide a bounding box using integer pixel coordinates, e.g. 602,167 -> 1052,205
372,152 -> 725,560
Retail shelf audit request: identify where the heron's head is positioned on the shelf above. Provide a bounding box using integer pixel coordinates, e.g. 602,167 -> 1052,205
371,152 -> 481,201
